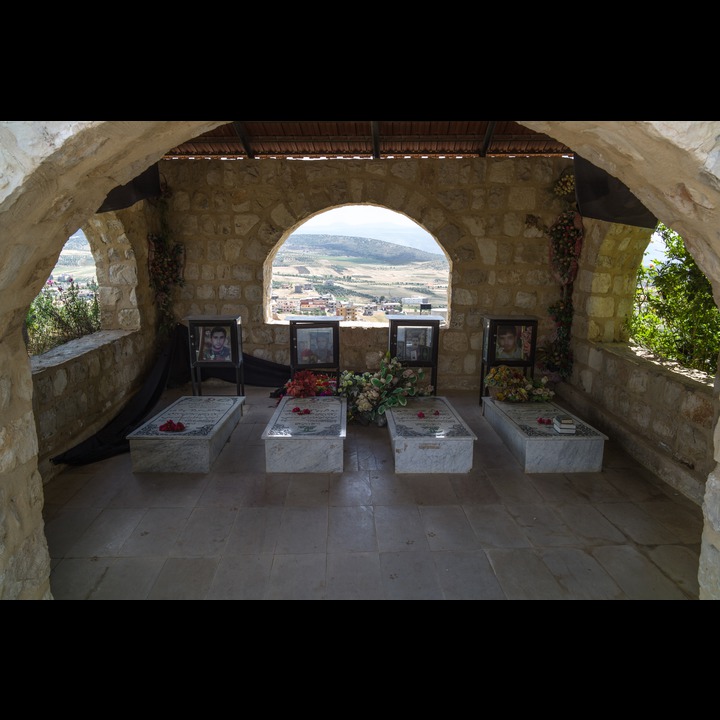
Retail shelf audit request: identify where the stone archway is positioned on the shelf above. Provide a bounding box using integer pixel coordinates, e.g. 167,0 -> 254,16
2,120 -> 719,600
263,203 -> 453,326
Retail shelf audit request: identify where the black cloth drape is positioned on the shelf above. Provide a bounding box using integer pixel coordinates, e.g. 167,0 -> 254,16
96,163 -> 162,213
574,154 -> 657,229
50,323 -> 291,466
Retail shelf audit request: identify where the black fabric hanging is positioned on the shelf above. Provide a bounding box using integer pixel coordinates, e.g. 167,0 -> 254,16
96,163 -> 162,213
167,323 -> 291,389
51,323 -> 292,466
573,154 -> 657,229
50,325 -> 181,466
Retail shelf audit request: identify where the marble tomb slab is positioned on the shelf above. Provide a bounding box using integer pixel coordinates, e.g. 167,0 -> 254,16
261,395 -> 347,473
126,395 -> 245,473
385,396 -> 477,473
481,397 -> 607,473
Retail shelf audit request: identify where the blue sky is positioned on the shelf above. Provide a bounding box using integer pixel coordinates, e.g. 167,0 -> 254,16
644,231 -> 667,266
292,206 -> 443,255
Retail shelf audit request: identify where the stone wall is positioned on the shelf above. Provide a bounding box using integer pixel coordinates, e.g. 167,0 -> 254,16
30,198 -> 163,482
161,156 -> 572,391
31,330 -> 156,482
556,342 -> 716,505
5,123 -> 718,599
31,155 -> 718,508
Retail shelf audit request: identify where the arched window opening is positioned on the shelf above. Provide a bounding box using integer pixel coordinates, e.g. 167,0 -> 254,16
268,206 -> 451,325
630,221 -> 720,376
25,228 -> 100,356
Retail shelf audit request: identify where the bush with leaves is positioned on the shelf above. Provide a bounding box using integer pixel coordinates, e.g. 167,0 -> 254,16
25,278 -> 100,355
628,223 -> 720,375
338,352 -> 432,423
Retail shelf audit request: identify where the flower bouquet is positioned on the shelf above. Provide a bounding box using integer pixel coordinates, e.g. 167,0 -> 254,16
484,364 -> 554,403
281,370 -> 336,399
338,352 -> 433,424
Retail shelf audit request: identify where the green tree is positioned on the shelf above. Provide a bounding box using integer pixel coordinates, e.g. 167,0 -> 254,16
26,278 -> 101,355
628,223 -> 720,374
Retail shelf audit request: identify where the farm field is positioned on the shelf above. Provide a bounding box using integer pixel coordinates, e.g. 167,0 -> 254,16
272,235 -> 450,318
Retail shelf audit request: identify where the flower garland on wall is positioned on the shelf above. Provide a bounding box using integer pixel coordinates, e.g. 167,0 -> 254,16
525,169 -> 584,380
147,188 -> 185,337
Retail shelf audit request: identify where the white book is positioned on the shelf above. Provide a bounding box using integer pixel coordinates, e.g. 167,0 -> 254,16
553,420 -> 576,434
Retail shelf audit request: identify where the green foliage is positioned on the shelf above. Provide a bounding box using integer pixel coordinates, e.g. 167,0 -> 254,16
148,194 -> 184,337
536,293 -> 575,379
527,203 -> 584,381
338,352 -> 432,423
627,223 -> 720,374
26,278 -> 100,355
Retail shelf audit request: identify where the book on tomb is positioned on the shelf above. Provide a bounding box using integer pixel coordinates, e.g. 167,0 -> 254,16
553,419 -> 576,434
554,415 -> 575,426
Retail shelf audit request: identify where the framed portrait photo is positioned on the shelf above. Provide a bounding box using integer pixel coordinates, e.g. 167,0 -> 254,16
482,316 -> 538,366
395,325 -> 431,362
289,317 -> 340,370
480,316 -> 538,403
187,315 -> 242,368
494,323 -> 527,361
387,314 -> 442,393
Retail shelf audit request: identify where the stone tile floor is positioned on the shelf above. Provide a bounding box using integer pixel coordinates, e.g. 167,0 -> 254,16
41,383 -> 704,600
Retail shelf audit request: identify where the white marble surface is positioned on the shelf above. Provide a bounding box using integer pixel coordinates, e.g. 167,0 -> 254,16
261,395 -> 347,473
126,396 -> 245,473
385,396 -> 477,473
482,397 -> 607,473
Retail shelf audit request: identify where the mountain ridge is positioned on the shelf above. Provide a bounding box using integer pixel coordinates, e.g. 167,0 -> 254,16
278,234 -> 442,264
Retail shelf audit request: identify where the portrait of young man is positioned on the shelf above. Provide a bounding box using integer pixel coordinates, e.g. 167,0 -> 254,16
495,324 -> 525,360
203,326 -> 232,361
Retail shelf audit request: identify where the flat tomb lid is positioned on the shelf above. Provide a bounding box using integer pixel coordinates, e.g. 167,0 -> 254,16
127,396 -> 245,439
483,398 -> 608,440
386,397 -> 477,439
262,396 -> 347,439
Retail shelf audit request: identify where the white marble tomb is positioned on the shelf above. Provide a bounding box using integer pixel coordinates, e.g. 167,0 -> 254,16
385,396 -> 477,473
481,397 -> 607,473
126,395 -> 245,473
261,395 -> 347,473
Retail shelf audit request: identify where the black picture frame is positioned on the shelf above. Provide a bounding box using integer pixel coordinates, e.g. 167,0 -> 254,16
481,317 -> 537,367
395,325 -> 432,363
288,317 -> 340,372
189,319 -> 241,367
387,315 -> 441,392
185,314 -> 245,398
480,316 -> 538,402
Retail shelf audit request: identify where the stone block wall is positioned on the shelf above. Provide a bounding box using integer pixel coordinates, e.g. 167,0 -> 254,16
557,341 -> 717,505
160,157 -> 570,392
31,329 -> 156,482
29,155 -> 719,510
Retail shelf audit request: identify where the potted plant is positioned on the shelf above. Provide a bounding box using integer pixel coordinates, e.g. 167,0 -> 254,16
484,364 -> 554,403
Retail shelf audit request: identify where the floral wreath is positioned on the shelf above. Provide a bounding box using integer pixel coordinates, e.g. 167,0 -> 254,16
525,170 -> 585,380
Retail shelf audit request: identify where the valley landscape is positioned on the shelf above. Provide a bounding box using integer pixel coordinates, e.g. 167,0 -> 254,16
272,234 -> 450,321
53,231 -> 452,321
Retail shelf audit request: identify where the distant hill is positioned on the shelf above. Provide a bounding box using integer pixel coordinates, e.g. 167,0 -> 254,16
278,234 -> 441,264
65,232 -> 90,251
